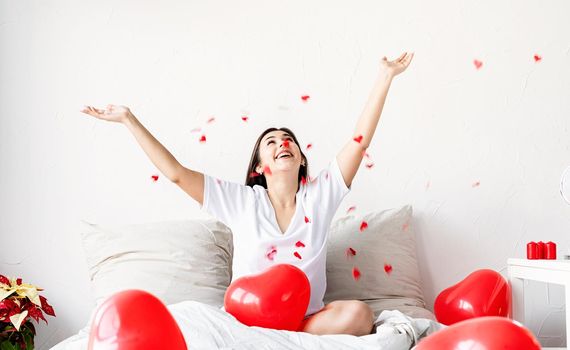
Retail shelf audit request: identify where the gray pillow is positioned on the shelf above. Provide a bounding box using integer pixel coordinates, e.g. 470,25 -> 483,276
81,218 -> 233,308
324,205 -> 434,320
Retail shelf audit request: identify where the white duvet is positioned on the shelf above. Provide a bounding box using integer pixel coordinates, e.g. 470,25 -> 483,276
51,301 -> 444,350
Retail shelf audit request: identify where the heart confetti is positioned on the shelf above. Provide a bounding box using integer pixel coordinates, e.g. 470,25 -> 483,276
199,135 -> 207,143
304,216 -> 310,223
301,95 -> 310,102
206,117 -> 216,124
306,143 -> 313,150
241,116 -> 249,122
295,241 -> 305,248
352,267 -> 361,281
359,221 -> 368,232
347,206 -> 356,214
384,264 -> 393,274
365,162 -> 374,169
353,135 -> 363,143
301,176 -> 307,185
282,140 -> 289,148
294,252 -> 302,259
151,175 -> 159,182
346,247 -> 357,258
473,59 -> 483,70
533,54 -> 542,62
266,246 -> 277,261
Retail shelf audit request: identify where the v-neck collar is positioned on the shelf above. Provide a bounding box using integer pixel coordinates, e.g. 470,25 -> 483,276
264,189 -> 301,236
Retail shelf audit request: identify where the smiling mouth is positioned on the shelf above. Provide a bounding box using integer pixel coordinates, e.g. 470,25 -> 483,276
275,152 -> 293,160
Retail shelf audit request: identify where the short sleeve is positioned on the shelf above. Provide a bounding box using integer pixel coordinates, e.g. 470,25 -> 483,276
307,156 -> 351,220
200,174 -> 254,227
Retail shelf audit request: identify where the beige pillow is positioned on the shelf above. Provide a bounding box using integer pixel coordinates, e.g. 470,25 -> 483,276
81,219 -> 233,308
324,205 -> 434,320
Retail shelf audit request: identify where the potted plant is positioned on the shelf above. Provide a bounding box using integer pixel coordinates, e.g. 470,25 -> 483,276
0,275 -> 55,350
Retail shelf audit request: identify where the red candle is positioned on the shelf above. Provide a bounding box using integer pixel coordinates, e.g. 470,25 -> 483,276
537,241 -> 546,259
545,241 -> 557,259
527,242 -> 539,259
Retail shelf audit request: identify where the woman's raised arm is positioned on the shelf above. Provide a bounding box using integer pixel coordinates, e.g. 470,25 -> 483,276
81,105 -> 204,205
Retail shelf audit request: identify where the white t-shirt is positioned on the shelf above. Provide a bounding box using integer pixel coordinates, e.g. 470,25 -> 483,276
200,156 -> 351,316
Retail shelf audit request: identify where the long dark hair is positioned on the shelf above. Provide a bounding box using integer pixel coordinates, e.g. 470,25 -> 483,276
245,127 -> 309,190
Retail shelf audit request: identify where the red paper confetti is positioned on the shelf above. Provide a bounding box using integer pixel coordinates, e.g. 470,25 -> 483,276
263,166 -> 272,176
402,222 -> 409,231
282,140 -> 289,148
294,251 -> 302,259
365,162 -> 374,169
473,59 -> 483,70
534,54 -> 542,62
151,175 -> 159,182
384,264 -> 393,274
266,246 -> 277,261
304,216 -> 311,223
241,115 -> 249,122
352,267 -> 361,281
199,135 -> 207,143
472,181 -> 480,188
359,221 -> 368,232
301,95 -> 310,102
347,206 -> 356,214
295,241 -> 305,248
206,116 -> 216,124
346,247 -> 357,258
190,127 -> 201,133
353,135 -> 363,143
306,143 -> 313,150
301,176 -> 307,185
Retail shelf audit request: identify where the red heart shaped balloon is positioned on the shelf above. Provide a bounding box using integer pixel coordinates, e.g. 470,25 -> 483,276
415,316 -> 540,350
224,264 -> 310,331
88,290 -> 187,350
434,269 -> 510,325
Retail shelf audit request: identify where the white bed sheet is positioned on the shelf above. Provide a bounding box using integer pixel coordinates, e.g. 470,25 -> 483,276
51,301 -> 444,350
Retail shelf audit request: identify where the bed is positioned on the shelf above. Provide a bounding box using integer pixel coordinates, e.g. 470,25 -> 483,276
51,205 -> 443,349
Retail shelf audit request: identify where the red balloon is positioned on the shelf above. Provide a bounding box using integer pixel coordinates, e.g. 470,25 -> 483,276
415,316 -> 540,350
224,264 -> 310,331
88,290 -> 187,350
434,269 -> 510,325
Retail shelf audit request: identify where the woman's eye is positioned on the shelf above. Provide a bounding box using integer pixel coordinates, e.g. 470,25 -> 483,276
267,140 -> 275,144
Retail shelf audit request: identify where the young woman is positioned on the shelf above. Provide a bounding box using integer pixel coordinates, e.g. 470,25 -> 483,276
81,52 -> 414,336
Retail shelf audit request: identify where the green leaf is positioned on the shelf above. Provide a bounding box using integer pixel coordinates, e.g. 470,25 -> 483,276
23,333 -> 33,350
0,340 -> 17,350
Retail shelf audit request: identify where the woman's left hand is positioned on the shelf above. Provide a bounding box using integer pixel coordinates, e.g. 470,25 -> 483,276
380,52 -> 414,78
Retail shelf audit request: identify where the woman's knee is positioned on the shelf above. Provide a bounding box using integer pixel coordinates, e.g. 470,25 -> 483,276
339,300 -> 374,334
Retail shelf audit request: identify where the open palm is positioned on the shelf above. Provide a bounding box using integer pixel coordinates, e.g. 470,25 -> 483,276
380,52 -> 414,78
81,104 -> 131,123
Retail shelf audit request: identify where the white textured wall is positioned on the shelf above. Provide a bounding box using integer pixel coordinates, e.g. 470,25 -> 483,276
1,0 -> 569,348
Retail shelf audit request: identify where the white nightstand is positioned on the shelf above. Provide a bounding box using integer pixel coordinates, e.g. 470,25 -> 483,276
508,258 -> 569,350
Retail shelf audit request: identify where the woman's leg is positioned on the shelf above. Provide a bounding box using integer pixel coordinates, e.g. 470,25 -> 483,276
299,300 -> 374,336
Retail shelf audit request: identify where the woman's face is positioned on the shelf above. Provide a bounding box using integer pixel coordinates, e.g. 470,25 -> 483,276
257,130 -> 303,175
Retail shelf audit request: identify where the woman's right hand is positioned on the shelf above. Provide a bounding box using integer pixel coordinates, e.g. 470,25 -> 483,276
81,104 -> 133,124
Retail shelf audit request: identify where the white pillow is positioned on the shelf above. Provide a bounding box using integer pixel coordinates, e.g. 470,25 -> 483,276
81,218 -> 233,308
324,205 -> 434,319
